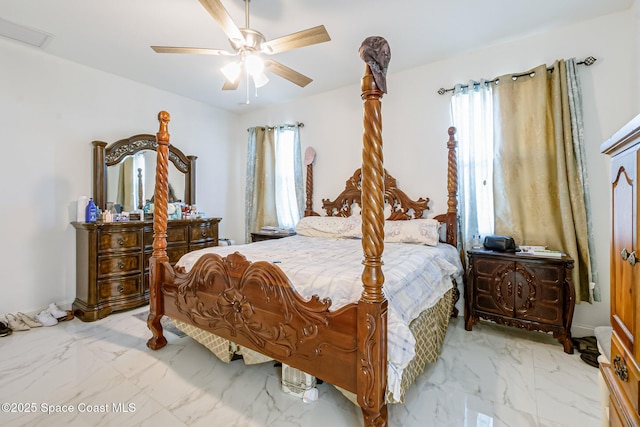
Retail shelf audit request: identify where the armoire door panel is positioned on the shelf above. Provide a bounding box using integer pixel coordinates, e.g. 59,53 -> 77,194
602,114 -> 640,426
611,151 -> 637,352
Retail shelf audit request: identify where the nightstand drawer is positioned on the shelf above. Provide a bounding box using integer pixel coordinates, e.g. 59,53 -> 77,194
251,231 -> 296,242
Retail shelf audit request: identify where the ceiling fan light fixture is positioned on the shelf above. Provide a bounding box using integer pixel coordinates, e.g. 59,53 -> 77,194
252,71 -> 269,88
244,54 -> 264,76
221,61 -> 241,83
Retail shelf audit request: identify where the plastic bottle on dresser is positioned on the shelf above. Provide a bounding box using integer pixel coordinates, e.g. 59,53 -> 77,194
85,198 -> 98,223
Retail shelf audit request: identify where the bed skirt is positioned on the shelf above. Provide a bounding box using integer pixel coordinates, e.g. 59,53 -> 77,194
172,287 -> 454,404
337,287 -> 453,404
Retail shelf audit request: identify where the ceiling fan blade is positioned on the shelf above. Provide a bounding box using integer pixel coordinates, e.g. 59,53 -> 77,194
264,59 -> 312,87
151,46 -> 235,55
199,0 -> 245,45
263,25 -> 331,54
222,76 -> 241,90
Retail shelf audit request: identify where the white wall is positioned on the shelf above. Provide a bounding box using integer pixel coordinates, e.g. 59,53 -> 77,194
0,38 -> 238,315
233,10 -> 637,333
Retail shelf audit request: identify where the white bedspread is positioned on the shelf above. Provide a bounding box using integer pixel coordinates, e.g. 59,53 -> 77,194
176,235 -> 463,399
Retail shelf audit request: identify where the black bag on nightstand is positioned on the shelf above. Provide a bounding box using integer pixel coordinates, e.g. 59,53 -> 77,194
483,235 -> 516,252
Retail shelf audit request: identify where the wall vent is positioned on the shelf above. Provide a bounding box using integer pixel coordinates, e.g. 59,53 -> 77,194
0,18 -> 51,48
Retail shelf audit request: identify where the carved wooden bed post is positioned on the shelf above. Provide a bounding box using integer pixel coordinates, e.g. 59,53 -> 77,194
446,126 -> 460,316
147,111 -> 171,350
445,127 -> 458,248
357,36 -> 390,427
304,147 -> 319,217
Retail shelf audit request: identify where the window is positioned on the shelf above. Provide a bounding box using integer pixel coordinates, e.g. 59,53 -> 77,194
450,82 -> 494,248
274,128 -> 301,229
245,125 -> 303,241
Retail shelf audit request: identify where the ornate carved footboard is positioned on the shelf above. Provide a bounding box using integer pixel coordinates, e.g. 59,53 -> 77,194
161,251 -> 360,390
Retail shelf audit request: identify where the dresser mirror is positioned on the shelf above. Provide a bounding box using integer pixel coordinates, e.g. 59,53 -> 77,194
92,134 -> 196,211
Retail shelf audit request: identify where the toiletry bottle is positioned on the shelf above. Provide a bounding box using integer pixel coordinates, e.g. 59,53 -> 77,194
85,198 -> 98,223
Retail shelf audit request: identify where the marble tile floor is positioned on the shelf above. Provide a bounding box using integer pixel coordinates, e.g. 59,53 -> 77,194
0,306 -> 601,427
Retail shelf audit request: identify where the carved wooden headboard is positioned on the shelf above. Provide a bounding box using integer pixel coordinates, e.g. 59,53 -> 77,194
321,168 -> 429,220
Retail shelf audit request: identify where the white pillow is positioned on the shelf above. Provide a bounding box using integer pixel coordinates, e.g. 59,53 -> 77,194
295,216 -> 352,238
384,219 -> 440,246
341,215 -> 363,238
342,219 -> 440,246
341,217 -> 440,246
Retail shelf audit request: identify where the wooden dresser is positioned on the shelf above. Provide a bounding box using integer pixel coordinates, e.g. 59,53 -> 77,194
601,115 -> 640,427
72,217 -> 220,321
465,249 -> 575,353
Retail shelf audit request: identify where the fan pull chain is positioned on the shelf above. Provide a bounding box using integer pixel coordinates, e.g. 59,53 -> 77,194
245,72 -> 250,104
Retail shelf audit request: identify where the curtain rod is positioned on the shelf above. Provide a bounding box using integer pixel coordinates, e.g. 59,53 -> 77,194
436,56 -> 596,95
247,122 -> 304,131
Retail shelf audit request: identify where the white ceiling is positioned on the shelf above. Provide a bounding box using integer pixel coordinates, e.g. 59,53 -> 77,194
0,0 -> 634,113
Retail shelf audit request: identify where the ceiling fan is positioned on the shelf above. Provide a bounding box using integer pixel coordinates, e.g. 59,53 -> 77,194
151,0 -> 331,93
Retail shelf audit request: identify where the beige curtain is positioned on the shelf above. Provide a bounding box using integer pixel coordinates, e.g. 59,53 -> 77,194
492,61 -> 591,302
116,157 -> 135,212
245,127 -> 278,240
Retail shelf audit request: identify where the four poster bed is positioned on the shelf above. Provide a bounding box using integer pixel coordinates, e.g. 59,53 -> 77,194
147,44 -> 461,426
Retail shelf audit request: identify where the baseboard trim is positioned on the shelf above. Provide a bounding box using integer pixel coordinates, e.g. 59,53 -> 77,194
572,323 -> 596,337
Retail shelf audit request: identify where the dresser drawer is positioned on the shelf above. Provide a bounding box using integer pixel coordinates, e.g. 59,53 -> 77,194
611,333 -> 640,414
98,276 -> 141,300
144,245 -> 189,267
190,221 -> 218,244
608,396 -> 624,427
97,253 -> 142,277
190,241 -> 218,252
144,224 -> 188,247
98,230 -> 141,253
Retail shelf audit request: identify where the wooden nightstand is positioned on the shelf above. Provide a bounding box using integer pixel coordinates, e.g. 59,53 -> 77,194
465,249 -> 575,353
250,231 -> 296,242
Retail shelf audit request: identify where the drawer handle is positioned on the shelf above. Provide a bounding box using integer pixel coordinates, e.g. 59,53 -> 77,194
201,230 -> 207,237
117,237 -> 125,246
614,355 -> 629,382
118,260 -> 125,270
629,251 -> 636,267
117,284 -> 124,293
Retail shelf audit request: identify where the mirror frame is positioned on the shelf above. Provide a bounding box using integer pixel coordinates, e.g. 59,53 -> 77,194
92,134 -> 196,210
